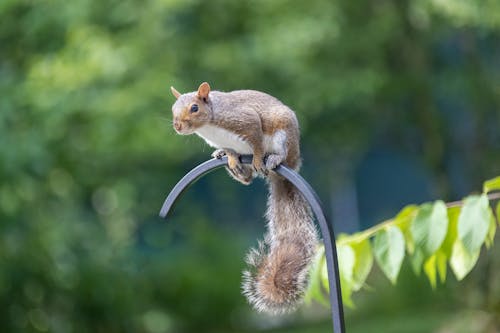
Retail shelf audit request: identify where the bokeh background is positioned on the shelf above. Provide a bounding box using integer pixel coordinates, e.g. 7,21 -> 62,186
1,0 -> 500,332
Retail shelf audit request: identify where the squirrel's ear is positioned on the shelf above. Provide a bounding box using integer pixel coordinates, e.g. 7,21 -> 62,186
170,86 -> 181,99
197,82 -> 211,101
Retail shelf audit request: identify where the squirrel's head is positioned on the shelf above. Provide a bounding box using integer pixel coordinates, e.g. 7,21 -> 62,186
170,82 -> 212,135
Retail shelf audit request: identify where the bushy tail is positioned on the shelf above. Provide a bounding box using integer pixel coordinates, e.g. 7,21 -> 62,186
242,174 -> 319,314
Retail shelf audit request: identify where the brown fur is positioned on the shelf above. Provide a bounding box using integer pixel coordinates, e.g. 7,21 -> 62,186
171,82 -> 318,314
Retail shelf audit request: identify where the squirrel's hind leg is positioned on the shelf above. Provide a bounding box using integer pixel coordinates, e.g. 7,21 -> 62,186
265,154 -> 285,170
212,148 -> 255,185
265,130 -> 288,170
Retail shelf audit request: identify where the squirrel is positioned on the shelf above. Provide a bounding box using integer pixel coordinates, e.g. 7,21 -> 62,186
170,82 -> 319,314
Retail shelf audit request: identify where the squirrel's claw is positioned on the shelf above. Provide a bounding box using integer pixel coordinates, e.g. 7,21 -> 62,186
227,166 -> 253,185
219,149 -> 254,185
227,154 -> 240,170
265,154 -> 284,170
214,148 -> 242,170
252,158 -> 268,176
211,149 -> 227,159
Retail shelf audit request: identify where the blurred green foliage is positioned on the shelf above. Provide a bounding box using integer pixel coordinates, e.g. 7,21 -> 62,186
1,0 -> 500,332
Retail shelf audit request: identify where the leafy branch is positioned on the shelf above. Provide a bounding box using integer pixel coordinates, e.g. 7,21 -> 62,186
305,176 -> 500,307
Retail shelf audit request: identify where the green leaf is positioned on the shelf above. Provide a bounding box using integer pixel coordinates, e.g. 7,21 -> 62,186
431,207 -> 461,284
338,245 -> 355,282
411,201 -> 448,257
496,201 -> 500,225
394,205 -> 419,254
483,176 -> 500,193
411,249 -> 425,275
485,215 -> 496,249
373,226 -> 405,284
436,250 -> 447,283
336,245 -> 355,307
423,255 -> 437,289
340,275 -> 354,308
350,238 -> 373,291
305,245 -> 328,306
458,194 -> 493,253
450,239 -> 480,280
440,206 -> 460,257
394,205 -> 419,227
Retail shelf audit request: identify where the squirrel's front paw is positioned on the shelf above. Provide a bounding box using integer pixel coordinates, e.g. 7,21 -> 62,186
227,167 -> 253,185
265,154 -> 284,170
224,151 -> 254,185
252,157 -> 268,175
211,149 -> 227,159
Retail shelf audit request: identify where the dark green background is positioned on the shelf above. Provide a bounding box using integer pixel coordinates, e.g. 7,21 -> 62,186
1,0 -> 500,332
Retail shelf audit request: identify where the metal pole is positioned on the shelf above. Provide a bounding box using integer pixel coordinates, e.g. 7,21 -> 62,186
159,155 -> 346,333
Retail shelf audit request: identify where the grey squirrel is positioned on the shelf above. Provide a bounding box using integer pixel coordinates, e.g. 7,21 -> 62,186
170,82 -> 319,314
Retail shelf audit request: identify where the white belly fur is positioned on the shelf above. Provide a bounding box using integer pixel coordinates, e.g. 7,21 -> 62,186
195,125 -> 280,155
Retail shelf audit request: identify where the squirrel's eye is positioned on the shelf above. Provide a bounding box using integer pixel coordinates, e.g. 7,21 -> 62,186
190,104 -> 199,113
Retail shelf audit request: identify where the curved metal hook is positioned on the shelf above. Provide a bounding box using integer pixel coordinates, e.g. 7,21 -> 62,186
159,155 -> 345,333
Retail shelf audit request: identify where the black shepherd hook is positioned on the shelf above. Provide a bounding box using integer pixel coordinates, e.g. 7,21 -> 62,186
159,155 -> 346,333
